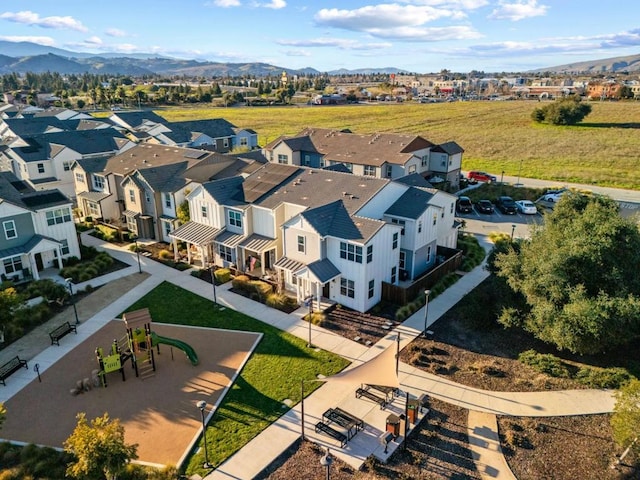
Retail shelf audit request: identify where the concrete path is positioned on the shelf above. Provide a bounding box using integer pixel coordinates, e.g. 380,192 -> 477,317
0,232 -> 617,480
468,411 -> 517,480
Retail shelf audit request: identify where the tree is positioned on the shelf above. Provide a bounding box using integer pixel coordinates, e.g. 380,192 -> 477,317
64,412 -> 138,480
495,193 -> 640,354
531,95 -> 592,125
177,200 -> 190,224
611,379 -> 640,458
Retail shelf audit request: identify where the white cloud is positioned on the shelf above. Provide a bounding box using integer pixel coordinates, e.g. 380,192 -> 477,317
488,1 -> 548,22
282,49 -> 311,57
0,35 -> 55,46
105,28 -> 127,37
260,0 -> 286,8
207,0 -> 241,7
278,37 -> 393,50
0,10 -> 88,32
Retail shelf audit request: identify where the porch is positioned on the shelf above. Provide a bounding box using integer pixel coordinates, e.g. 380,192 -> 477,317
0,235 -> 64,284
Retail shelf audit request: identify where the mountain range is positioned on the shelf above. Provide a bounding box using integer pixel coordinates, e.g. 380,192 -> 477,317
0,41 -> 638,77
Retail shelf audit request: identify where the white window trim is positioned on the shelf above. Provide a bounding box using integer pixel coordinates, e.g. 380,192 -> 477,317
3,220 -> 17,239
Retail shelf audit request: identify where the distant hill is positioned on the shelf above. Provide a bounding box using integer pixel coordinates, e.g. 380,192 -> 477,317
533,53 -> 640,73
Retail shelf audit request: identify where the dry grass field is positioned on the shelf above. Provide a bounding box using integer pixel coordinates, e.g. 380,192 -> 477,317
156,100 -> 640,190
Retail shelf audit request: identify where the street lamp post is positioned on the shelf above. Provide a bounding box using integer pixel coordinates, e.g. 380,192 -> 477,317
300,376 -> 325,440
307,295 -> 313,348
134,236 -> 142,274
515,159 -> 523,187
210,264 -> 217,306
319,447 -> 334,480
65,278 -> 80,325
423,290 -> 431,338
511,224 -> 516,242
197,400 -> 213,469
500,170 -> 505,184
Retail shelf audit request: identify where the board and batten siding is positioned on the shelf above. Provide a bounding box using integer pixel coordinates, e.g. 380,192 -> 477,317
282,216 -> 321,264
250,205 -> 277,238
354,182 -> 405,220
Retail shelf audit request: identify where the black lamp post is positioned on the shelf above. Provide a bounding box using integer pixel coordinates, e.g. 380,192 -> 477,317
65,278 -> 80,325
319,447 -> 333,480
511,224 -> 516,242
134,236 -> 142,274
210,263 -> 217,306
307,295 -> 313,348
300,376 -> 325,440
423,289 -> 431,338
197,400 -> 213,469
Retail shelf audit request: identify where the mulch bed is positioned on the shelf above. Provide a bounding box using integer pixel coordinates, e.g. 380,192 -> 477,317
321,305 -> 400,346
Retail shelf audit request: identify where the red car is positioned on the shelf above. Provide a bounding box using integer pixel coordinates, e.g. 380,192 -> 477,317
467,171 -> 497,183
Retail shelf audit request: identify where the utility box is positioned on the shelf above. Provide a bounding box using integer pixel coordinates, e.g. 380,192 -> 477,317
407,399 -> 420,423
386,413 -> 400,438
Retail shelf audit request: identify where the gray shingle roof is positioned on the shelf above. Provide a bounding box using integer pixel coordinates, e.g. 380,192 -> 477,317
11,129 -> 125,162
110,111 -> 167,130
432,141 -> 464,155
385,186 -> 436,219
306,258 -> 341,283
300,200 -> 385,242
0,171 -> 69,210
202,176 -> 246,205
161,119 -> 237,144
394,173 -> 433,187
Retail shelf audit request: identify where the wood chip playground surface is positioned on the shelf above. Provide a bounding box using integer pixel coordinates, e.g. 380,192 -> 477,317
0,320 -> 259,467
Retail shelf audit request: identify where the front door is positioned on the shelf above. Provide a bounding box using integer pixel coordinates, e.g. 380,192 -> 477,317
35,252 -> 44,270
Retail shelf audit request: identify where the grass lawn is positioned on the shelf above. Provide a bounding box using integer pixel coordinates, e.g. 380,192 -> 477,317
153,100 -> 640,190
124,281 -> 349,476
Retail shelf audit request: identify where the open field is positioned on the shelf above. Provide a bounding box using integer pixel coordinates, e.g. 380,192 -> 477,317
155,101 -> 640,190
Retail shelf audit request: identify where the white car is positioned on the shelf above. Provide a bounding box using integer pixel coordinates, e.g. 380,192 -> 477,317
541,188 -> 568,203
515,200 -> 538,215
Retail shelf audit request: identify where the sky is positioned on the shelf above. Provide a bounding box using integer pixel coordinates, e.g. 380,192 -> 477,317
0,1 -> 638,73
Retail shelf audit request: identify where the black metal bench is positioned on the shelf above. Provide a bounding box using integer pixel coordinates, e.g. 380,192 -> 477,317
333,407 -> 365,432
323,408 -> 357,440
0,356 -> 28,386
49,321 -> 77,346
365,384 -> 397,403
356,387 -> 387,409
315,421 -> 347,448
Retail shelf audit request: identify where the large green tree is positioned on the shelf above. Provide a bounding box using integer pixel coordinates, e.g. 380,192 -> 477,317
611,379 -> 640,458
496,194 -> 640,354
64,412 -> 138,480
531,95 -> 592,125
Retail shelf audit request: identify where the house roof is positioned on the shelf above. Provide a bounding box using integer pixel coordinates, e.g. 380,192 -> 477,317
109,111 -> 166,130
0,171 -> 34,206
265,128 -> 434,167
202,176 -> 246,205
0,234 -> 61,261
241,163 -> 301,203
239,233 -> 277,253
161,119 -> 237,144
169,221 -> 220,246
77,191 -> 111,202
75,156 -> 110,174
274,256 -> 305,273
103,144 -> 215,177
384,186 -> 437,219
394,172 -> 434,187
306,258 -> 341,283
0,172 -> 69,210
21,190 -> 70,209
300,200 -> 385,243
214,230 -> 245,247
432,141 -> 464,155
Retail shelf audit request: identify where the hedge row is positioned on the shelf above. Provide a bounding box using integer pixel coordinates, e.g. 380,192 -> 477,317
60,251 -> 114,283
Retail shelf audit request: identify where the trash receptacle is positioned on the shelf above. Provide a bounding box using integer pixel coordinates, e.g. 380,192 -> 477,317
398,413 -> 406,439
407,398 -> 419,423
386,413 -> 400,438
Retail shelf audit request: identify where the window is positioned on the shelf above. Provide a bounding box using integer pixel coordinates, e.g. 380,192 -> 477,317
364,165 -> 376,176
46,208 -> 72,226
340,278 -> 355,298
3,255 -> 22,274
228,210 -> 242,228
304,155 -> 310,166
201,205 -> 208,218
93,175 -> 105,190
408,165 -> 416,174
145,191 -> 151,203
277,154 -> 288,164
163,221 -> 171,237
391,218 -> 405,235
399,251 -> 406,270
386,165 -> 392,177
165,193 -> 171,208
223,138 -> 229,148
129,189 -> 136,204
218,244 -> 233,262
240,137 -> 248,146
450,202 -> 454,214
427,245 -> 432,263
3,220 -> 17,239
418,220 -> 422,233
368,279 -> 375,299
63,161 -> 71,171
392,232 -> 398,249
344,163 -> 353,172
366,245 -> 373,263
340,242 -> 362,263
297,235 -> 306,253
319,157 -> 325,168
391,266 -> 397,284
433,213 -> 437,225
37,163 -> 45,174
75,172 -> 85,183
421,154 -> 429,167
60,238 -> 70,255
87,201 -> 99,217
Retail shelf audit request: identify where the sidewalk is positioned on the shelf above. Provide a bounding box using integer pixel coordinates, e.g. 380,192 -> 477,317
0,232 -> 617,479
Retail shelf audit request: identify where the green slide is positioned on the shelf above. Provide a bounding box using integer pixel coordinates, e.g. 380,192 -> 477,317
150,332 -> 199,366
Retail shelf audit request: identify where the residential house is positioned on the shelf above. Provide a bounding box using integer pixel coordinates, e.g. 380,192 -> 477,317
73,143 -> 261,242
0,172 -> 80,283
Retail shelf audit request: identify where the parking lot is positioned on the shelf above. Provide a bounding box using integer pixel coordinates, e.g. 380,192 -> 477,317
457,202 -> 542,239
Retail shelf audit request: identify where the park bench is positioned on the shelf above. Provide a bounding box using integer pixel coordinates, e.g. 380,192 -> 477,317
315,421 -> 347,448
356,387 -> 387,409
364,383 -> 397,403
0,356 -> 28,386
49,321 -> 77,346
322,408 -> 358,440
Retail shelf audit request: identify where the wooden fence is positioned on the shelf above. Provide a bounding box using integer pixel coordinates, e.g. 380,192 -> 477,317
381,246 -> 463,306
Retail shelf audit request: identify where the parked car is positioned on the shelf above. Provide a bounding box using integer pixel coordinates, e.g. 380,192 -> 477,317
496,196 -> 518,214
456,196 -> 473,213
515,200 -> 538,215
467,171 -> 497,183
540,188 -> 568,203
476,199 -> 494,214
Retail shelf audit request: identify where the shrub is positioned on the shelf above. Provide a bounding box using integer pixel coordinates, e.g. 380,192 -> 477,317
95,224 -> 118,242
62,256 -> 81,267
395,305 -> 411,321
575,366 -> 634,389
80,245 -> 99,259
214,268 -> 231,284
266,292 -> 298,311
518,350 -> 570,378
307,311 -> 326,326
248,280 -> 273,298
231,275 -> 250,292
159,249 -> 173,259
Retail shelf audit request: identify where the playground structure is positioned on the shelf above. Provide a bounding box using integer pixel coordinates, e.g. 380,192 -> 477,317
95,308 -> 198,387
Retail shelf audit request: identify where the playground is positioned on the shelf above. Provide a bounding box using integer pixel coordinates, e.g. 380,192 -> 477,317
0,317 -> 260,466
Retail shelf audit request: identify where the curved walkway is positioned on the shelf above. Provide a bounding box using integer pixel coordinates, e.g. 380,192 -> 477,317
0,232 -> 617,480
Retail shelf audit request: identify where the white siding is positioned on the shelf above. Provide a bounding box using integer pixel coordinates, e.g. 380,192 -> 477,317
282,216 -> 321,263
251,205 -> 276,238
33,207 -> 81,259
355,182 -> 407,219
